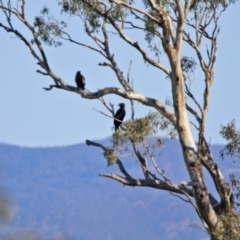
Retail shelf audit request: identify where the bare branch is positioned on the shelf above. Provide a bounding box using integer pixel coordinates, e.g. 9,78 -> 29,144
81,0 -> 171,75
185,83 -> 202,113
93,108 -> 124,125
36,70 -> 49,76
127,60 -> 132,84
98,96 -> 114,116
0,21 -> 41,63
61,31 -> 107,58
86,139 -> 133,179
43,85 -> 61,91
186,104 -> 201,124
171,191 -> 209,231
131,141 -> 149,179
170,192 -> 191,203
21,0 -> 25,19
127,60 -> 135,120
100,172 -> 194,196
183,32 -> 208,72
190,121 -> 199,130
43,83 -> 176,125
98,61 -> 113,68
199,137 -> 233,209
190,223 -> 208,234
86,139 -> 107,151
101,19 -> 133,92
149,153 -> 171,182
109,0 -> 160,24
85,139 -> 195,198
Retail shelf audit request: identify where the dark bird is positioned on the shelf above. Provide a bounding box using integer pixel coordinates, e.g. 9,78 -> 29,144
75,71 -> 86,90
114,103 -> 126,131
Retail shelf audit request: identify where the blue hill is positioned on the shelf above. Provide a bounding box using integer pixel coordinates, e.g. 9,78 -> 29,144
0,139 -> 236,240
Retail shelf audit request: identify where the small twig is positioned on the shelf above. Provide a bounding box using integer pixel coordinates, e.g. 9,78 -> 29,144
131,141 -> 149,179
126,60 -> 135,120
171,190 -> 208,230
61,31 -> 107,58
97,91 -> 114,115
21,0 -> 25,18
186,103 -> 201,124
170,192 -> 190,202
86,139 -> 107,151
43,85 -> 61,91
86,139 -> 133,179
185,83 -> 202,113
127,60 -> 132,84
190,223 -> 208,233
149,154 -> 171,182
110,102 -> 115,113
93,108 -> 124,123
98,62 -> 113,69
36,69 -> 49,76
190,121 -> 199,130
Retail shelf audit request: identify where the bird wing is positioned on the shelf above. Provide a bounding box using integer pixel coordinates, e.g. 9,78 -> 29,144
81,75 -> 86,85
121,109 -> 126,120
114,109 -> 121,119
114,109 -> 125,123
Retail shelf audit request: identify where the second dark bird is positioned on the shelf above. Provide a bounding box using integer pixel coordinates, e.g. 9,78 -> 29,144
114,103 -> 126,131
75,71 -> 86,90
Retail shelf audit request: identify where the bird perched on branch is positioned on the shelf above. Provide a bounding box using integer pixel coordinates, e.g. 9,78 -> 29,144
75,71 -> 85,90
114,103 -> 126,131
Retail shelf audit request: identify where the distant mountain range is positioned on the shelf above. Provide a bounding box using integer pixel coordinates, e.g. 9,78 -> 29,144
0,139 -> 237,240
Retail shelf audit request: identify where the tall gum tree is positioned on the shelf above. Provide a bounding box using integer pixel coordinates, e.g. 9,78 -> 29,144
0,0 -> 239,239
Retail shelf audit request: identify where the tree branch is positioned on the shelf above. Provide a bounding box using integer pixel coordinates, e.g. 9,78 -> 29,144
81,0 -> 171,75
44,84 -> 176,126
100,172 -> 195,195
86,139 -> 133,180
85,140 -> 199,199
61,31 -> 107,58
175,0 -> 185,52
185,83 -> 203,113
101,19 -> 132,92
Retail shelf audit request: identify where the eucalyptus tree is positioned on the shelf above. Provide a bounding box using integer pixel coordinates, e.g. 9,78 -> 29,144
0,0 -> 239,239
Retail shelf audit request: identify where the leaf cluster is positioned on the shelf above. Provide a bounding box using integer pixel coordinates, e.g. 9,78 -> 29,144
229,173 -> 240,207
110,4 -> 129,21
181,56 -> 197,74
60,1 -> 131,34
211,208 -> 240,240
103,148 -> 117,166
142,0 -> 169,8
60,0 -> 103,33
33,7 -> 66,47
220,120 -> 240,159
144,10 -> 160,43
112,113 -> 153,147
189,0 -> 237,12
112,112 -> 176,147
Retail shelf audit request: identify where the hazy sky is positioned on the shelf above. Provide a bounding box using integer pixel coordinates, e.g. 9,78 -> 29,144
0,0 -> 240,147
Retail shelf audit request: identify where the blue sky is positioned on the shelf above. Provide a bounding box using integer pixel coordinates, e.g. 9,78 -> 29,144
0,0 -> 240,147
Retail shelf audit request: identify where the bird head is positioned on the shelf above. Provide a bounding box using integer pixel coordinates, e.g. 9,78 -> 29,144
76,71 -> 81,75
119,103 -> 125,108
